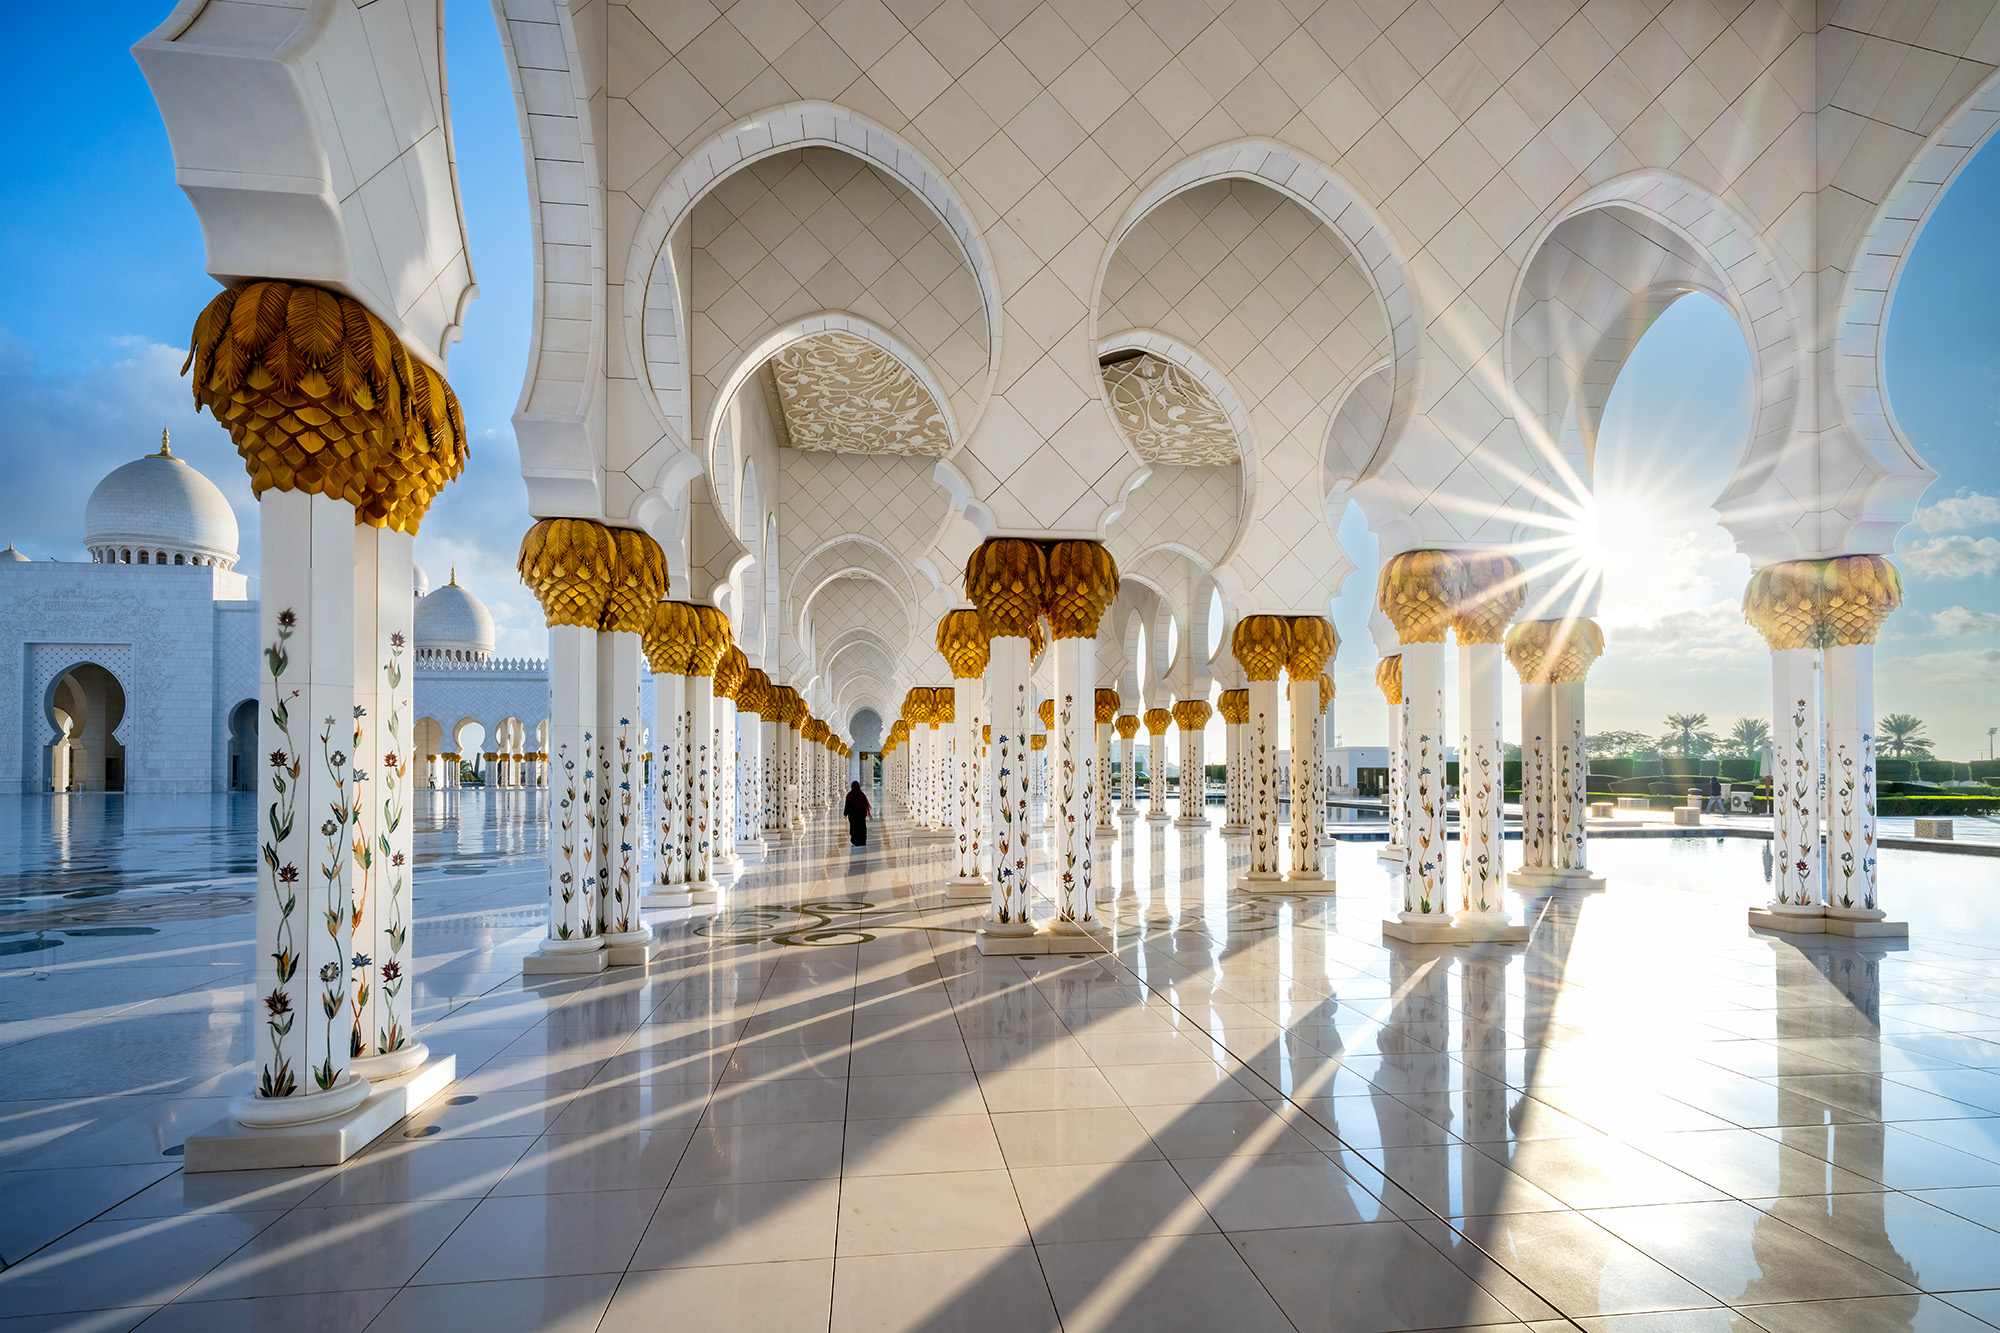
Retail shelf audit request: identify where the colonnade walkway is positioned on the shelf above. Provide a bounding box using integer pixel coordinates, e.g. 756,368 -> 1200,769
6,792 -> 2000,1329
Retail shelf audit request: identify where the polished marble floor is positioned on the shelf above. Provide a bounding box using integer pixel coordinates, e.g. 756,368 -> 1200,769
5,792 -> 2000,1331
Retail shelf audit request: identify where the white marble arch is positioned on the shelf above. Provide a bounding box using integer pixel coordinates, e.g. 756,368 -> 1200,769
626,102 -> 1002,460
1091,140 -> 1419,504
799,572 -> 913,658
787,537 -> 925,643
1502,174 -> 1806,567
1831,66 -> 2000,557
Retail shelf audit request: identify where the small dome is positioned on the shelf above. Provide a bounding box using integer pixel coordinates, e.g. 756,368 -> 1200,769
84,432 -> 238,568
413,563 -> 431,597
0,542 -> 29,563
414,569 -> 495,661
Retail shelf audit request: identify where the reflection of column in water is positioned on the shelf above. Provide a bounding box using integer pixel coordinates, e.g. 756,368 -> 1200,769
1378,952 -> 1451,1211
1149,823 -> 1167,904
1458,954 -> 1511,1210
1751,940 -> 1917,1307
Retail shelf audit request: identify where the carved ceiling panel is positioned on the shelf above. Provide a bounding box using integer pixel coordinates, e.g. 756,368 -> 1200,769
1100,353 -> 1239,466
769,332 -> 951,457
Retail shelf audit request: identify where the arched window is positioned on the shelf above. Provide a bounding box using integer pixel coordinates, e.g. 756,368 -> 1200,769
121,550 -> 130,563
137,551 -> 149,564
174,553 -> 185,565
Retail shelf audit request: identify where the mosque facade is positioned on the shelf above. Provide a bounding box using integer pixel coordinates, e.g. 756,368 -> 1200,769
0,439 -> 561,794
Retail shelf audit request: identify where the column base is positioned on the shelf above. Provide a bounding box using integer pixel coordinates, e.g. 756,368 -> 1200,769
523,937 -> 608,974
1749,905 -> 1910,938
946,877 -> 989,901
1824,904 -> 1909,938
1175,816 -> 1211,829
734,838 -> 765,855
976,924 -> 1110,955
188,1055 -> 455,1172
642,885 -> 694,909
1233,871 -> 1287,891
1050,917 -> 1111,941
1280,873 -> 1337,897
1382,914 -> 1530,945
916,828 -> 955,841
1146,812 -> 1171,823
1376,843 -> 1405,864
348,1040 -> 431,1083
685,879 -> 720,905
1508,867 -> 1606,891
1219,822 -> 1249,835
600,926 -> 656,966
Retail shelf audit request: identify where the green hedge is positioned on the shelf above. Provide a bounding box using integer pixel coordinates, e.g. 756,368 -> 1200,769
1971,759 -> 2000,779
1504,759 -> 1522,786
1879,758 -> 1917,781
1718,757 -> 1756,781
1880,794 -> 2000,816
1918,760 -> 1962,782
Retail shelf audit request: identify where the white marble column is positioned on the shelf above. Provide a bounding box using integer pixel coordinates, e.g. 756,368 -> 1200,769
712,685 -> 737,871
1551,680 -> 1592,879
645,670 -> 691,909
350,524 -> 426,1078
241,489 -> 370,1122
1825,644 -> 1881,920
1242,679 -> 1285,884
762,712 -> 784,840
1514,681 -> 1551,882
1094,692 -> 1116,835
1377,657 -> 1405,865
984,635 -> 1035,942
1769,646 -> 1823,915
1176,702 -> 1211,829
1052,635 -> 1103,935
1455,642 -> 1505,920
1145,713 -> 1172,824
533,621 -> 602,967
1116,717 -> 1138,814
950,676 -> 986,892
598,628 -> 648,945
1287,678 -> 1325,882
687,679 -> 718,903
1397,640 -> 1448,921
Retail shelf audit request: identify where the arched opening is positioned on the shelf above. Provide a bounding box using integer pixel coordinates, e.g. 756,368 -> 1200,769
1206,587 -> 1225,662
413,717 -> 444,788
226,698 -> 257,792
453,720 -> 486,786
45,664 -> 127,792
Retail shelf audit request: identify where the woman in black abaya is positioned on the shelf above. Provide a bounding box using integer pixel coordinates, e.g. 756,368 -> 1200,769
843,780 -> 871,847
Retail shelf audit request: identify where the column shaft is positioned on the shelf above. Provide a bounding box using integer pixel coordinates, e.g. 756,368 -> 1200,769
597,631 -> 645,940
953,680 -> 984,884
646,673 -> 691,908
246,489 -> 364,1118
987,638 -> 1034,932
1825,644 -> 1880,915
1399,642 -> 1448,918
1289,680 -> 1323,879
688,687 -> 717,900
350,526 -> 420,1074
546,624 -> 600,945
1456,643 -> 1505,917
1119,736 -> 1135,812
1551,681 -> 1591,875
1179,726 -> 1207,827
1245,680 -> 1283,879
1517,682 -> 1551,874
1770,647 -> 1823,910
1052,639 -> 1100,931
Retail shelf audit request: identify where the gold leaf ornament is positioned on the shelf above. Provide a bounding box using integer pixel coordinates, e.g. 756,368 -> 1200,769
1044,541 -> 1120,639
1231,615 -> 1291,681
1095,689 -> 1120,724
1318,672 -> 1333,715
1505,619 -> 1604,683
1374,655 -> 1402,706
1285,616 -> 1337,678
1038,698 -> 1055,731
518,518 -> 618,630
937,608 -> 992,679
930,687 -> 956,725
688,605 -> 731,677
1216,689 -> 1249,725
964,539 -> 1046,639
1377,550 -> 1457,644
1449,551 -> 1525,644
643,601 -> 699,675
712,643 -> 747,700
1742,562 -> 1824,651
1144,708 -> 1173,736
1820,555 -> 1902,647
183,280 -> 467,530
1114,714 -> 1141,740
1173,699 -> 1213,730
601,529 -> 669,635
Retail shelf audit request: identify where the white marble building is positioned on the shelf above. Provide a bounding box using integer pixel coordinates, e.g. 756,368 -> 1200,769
0,441 -> 566,794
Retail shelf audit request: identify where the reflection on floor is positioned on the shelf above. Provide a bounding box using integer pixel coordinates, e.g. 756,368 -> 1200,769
5,792 -> 2000,1331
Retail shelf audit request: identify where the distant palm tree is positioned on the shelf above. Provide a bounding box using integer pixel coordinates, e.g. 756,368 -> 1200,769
1879,713 -> 1934,758
1660,712 -> 1718,757
1729,717 -> 1770,756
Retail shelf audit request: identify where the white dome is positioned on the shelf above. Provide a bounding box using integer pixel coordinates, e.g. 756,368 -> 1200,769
84,434 -> 238,569
414,571 -> 495,660
0,542 -> 29,563
413,563 -> 431,597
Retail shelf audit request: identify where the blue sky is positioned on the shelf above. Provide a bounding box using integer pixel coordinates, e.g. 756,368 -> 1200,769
5,5 -> 1998,754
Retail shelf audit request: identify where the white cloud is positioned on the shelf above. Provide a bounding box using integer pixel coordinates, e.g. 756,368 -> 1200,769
0,331 -> 257,568
1934,606 -> 2000,637
1604,600 -> 1764,660
1900,535 -> 2000,579
1914,490 -> 2000,533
